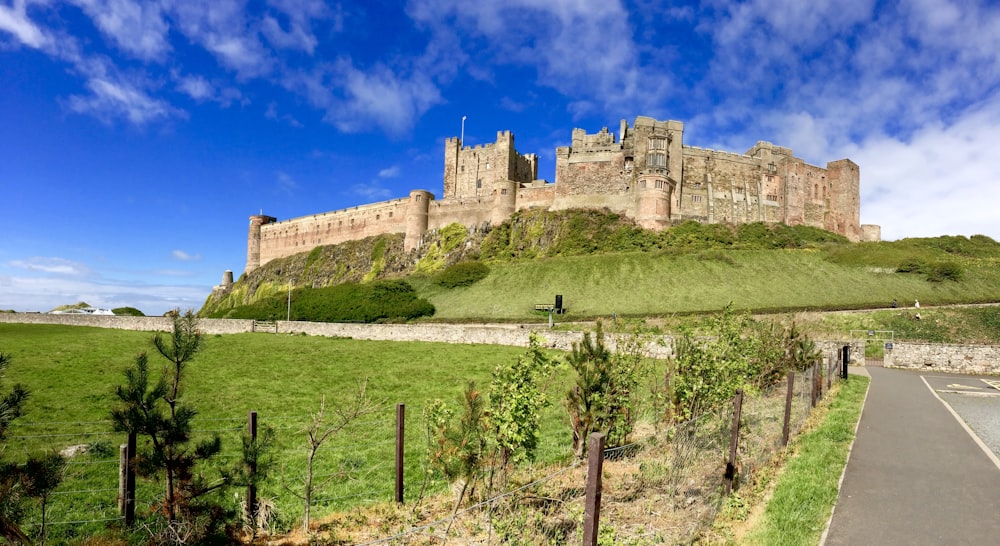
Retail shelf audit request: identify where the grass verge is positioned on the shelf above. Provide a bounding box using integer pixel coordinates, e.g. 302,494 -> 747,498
734,373 -> 870,545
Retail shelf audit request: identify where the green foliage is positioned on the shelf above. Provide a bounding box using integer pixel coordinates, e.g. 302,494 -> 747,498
213,280 -> 435,322
434,262 -> 490,288
895,256 -> 964,282
362,237 -> 388,283
110,311 -> 231,535
112,306 -> 145,316
488,333 -> 557,465
670,305 -> 801,421
426,382 -> 490,504
565,322 -> 649,456
416,223 -> 470,273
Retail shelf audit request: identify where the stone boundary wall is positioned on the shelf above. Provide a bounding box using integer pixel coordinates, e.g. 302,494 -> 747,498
10,314 -> 994,374
885,342 -> 1000,375
0,313 -> 254,335
0,314 -> 673,357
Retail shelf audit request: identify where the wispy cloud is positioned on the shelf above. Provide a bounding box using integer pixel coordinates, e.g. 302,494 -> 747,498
349,183 -> 394,202
378,165 -> 400,178
9,257 -> 91,276
275,170 -> 298,195
72,0 -> 172,61
171,250 -> 201,261
0,0 -> 50,49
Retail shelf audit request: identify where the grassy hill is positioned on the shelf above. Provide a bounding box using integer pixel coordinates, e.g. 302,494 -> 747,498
200,209 -> 1000,323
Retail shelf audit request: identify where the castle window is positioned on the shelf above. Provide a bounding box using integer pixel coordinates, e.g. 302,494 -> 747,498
501,188 -> 508,195
655,180 -> 664,189
767,194 -> 778,201
692,195 -> 703,203
648,152 -> 666,168
461,165 -> 465,173
389,211 -> 393,218
640,180 -> 646,189
768,162 -> 777,173
649,138 -> 666,150
376,214 -> 380,220
485,161 -> 491,170
477,179 -> 482,189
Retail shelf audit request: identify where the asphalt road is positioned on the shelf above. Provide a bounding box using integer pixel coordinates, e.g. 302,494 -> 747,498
824,367 -> 1000,546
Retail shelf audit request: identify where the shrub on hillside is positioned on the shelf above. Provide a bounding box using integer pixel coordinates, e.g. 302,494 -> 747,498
926,261 -> 964,282
435,262 -> 490,288
112,306 -> 144,316
895,257 -> 927,274
217,280 -> 434,322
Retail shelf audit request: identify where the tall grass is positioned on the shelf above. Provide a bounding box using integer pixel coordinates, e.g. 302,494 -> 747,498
744,375 -> 869,545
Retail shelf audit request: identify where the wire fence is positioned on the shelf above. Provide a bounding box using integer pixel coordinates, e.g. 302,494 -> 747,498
10,351 -> 847,544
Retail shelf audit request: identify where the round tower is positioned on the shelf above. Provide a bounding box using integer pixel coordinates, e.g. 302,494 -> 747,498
246,214 -> 277,274
491,179 -> 517,226
635,173 -> 674,230
404,190 -> 433,251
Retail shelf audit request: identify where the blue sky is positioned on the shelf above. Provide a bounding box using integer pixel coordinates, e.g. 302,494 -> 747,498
2,0 -> 1000,316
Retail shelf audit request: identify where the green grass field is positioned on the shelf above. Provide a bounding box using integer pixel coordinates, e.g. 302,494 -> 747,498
0,323 -> 578,539
410,249 -> 1000,322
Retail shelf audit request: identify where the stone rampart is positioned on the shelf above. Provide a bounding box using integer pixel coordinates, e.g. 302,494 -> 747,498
885,342 -> 1000,375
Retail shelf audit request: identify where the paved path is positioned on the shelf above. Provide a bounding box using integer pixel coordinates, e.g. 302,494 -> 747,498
824,367 -> 1000,545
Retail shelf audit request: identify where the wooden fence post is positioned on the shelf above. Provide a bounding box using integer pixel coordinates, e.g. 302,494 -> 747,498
125,432 -> 136,526
582,433 -> 606,546
118,444 -> 127,514
248,410 -> 258,524
724,389 -> 744,495
782,372 -> 794,447
396,404 -> 405,504
810,362 -> 819,408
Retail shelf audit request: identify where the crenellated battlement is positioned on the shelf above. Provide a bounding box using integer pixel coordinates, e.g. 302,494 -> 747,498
242,115 -> 875,274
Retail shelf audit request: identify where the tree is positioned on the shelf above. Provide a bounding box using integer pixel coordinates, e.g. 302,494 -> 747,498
565,322 -> 648,457
111,311 -> 225,530
488,333 -> 556,468
296,380 -> 381,533
0,352 -> 65,545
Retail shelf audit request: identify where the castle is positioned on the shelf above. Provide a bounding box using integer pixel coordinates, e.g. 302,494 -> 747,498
242,116 -> 880,275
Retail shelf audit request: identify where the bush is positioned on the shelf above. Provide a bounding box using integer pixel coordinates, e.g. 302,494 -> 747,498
217,280 -> 434,322
926,261 -> 964,282
112,306 -> 144,316
435,262 -> 490,288
895,257 -> 926,274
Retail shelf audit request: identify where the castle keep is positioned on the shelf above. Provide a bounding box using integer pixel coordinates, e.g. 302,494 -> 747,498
244,116 -> 879,274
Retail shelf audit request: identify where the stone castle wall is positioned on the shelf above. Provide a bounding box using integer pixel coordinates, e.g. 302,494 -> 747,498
6,314 -> 996,376
244,116 -> 874,274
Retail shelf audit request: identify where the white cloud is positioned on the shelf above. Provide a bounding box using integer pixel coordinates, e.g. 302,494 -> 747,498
9,257 -> 90,276
276,170 -> 298,195
349,183 -> 393,202
0,274 -> 208,315
320,59 -> 443,136
407,0 -> 669,118
66,71 -> 186,125
176,74 -> 214,100
164,0 -> 273,77
378,165 -> 400,178
71,0 -> 171,61
841,96 -> 1000,241
171,250 -> 201,261
0,0 -> 50,49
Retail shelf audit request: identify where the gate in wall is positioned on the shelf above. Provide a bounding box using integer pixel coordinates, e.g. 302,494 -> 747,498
851,330 -> 894,367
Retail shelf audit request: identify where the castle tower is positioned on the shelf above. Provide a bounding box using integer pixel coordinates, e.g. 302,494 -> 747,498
443,131 -> 535,200
635,173 -> 674,229
246,214 -> 277,274
826,159 -> 861,241
492,179 -> 518,226
404,190 -> 433,251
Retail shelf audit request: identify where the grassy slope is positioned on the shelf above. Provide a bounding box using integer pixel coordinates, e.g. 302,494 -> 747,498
414,249 -> 1000,321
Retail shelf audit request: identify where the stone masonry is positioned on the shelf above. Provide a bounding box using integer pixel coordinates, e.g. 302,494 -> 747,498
243,116 -> 881,274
